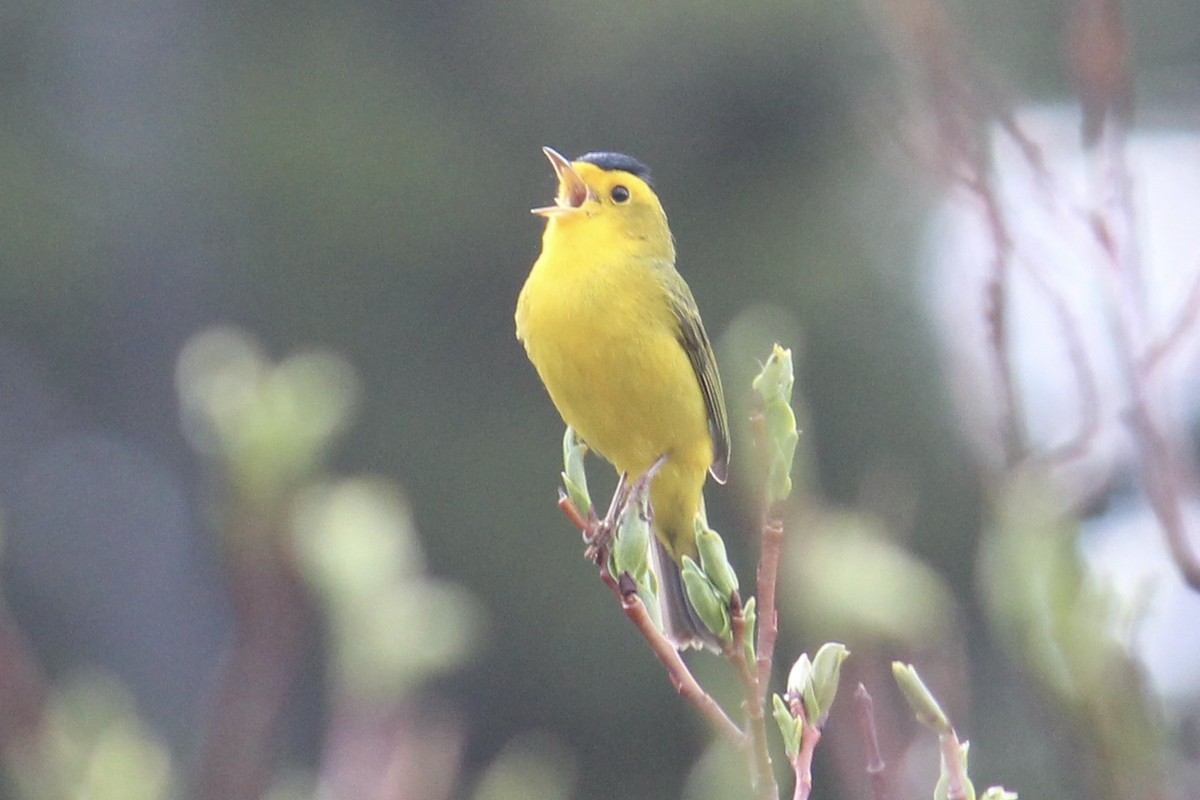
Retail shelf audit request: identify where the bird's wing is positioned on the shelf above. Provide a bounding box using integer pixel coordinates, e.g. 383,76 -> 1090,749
667,281 -> 730,483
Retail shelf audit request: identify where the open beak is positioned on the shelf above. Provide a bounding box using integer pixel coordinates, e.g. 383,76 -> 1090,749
532,147 -> 593,216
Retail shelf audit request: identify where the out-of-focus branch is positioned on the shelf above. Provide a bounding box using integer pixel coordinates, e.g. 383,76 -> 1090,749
1077,19 -> 1200,591
1140,266 -> 1200,376
0,595 -> 47,751
1125,409 -> 1200,591
1068,0 -> 1133,146
862,0 -> 1033,465
1023,267 -> 1102,466
195,523 -> 317,800
854,684 -> 890,800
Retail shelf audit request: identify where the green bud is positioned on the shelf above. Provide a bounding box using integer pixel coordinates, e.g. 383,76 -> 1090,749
772,693 -> 802,759
560,427 -> 591,516
695,522 -> 739,599
741,597 -> 757,666
612,492 -> 651,583
752,344 -> 799,506
892,662 -> 951,733
681,557 -> 731,642
809,642 -> 850,724
786,654 -> 813,702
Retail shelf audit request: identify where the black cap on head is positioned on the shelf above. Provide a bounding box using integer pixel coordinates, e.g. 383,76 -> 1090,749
575,152 -> 653,186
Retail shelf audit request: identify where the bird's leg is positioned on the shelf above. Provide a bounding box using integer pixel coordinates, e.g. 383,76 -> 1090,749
585,472 -> 630,560
585,453 -> 669,562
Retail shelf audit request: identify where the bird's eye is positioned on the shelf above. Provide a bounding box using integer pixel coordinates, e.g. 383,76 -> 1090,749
610,185 -> 630,203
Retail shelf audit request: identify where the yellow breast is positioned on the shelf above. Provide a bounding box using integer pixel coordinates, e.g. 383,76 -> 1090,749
515,228 -> 711,482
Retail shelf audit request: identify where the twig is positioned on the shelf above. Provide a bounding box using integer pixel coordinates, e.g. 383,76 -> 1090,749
754,518 -> 784,703
1125,408 -> 1200,591
1140,265 -> 1200,376
748,407 -> 784,705
729,596 -> 779,800
1021,265 -> 1102,466
854,684 -> 890,800
937,729 -> 972,800
969,173 -> 1028,465
556,493 -> 746,744
623,586 -> 745,743
1084,123 -> 1200,593
786,694 -> 822,800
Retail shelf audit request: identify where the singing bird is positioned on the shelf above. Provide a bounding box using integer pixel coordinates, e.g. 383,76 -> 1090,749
515,147 -> 730,650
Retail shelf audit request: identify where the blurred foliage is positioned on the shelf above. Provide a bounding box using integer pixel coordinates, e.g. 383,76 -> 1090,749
292,477 -> 481,702
471,732 -> 576,800
980,471 -> 1169,800
783,509 -> 958,648
6,673 -> 174,800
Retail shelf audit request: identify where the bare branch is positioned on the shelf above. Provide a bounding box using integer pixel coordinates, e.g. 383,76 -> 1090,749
1140,265 -> 1200,376
854,684 -> 890,800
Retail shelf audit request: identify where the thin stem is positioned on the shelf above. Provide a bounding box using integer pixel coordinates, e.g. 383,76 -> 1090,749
754,518 -> 784,706
557,494 -> 746,744
1022,266 -> 1101,466
1141,265 -> 1200,376
937,730 -> 971,800
748,408 -> 783,704
1126,408 -> 1200,591
730,598 -> 779,800
1085,131 -> 1200,593
854,684 -> 890,800
787,695 -> 822,800
624,591 -> 745,744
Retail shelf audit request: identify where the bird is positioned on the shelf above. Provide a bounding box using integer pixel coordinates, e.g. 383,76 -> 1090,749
515,147 -> 730,650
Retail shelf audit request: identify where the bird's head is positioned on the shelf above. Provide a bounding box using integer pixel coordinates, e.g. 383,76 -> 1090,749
533,147 -> 673,258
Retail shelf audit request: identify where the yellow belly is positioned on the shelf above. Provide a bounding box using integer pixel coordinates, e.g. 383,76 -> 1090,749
516,249 -> 712,561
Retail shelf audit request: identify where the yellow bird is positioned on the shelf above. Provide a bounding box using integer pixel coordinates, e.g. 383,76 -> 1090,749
516,147 -> 730,650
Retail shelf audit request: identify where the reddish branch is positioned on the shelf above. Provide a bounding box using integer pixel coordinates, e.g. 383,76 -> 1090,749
748,408 -> 785,705
937,728 -> 973,800
1141,267 -> 1200,377
854,684 -> 890,800
557,493 -> 744,744
195,513 -> 318,800
754,518 -> 784,704
1086,139 -> 1200,593
728,595 -> 779,800
786,694 -> 822,800
0,595 -> 47,753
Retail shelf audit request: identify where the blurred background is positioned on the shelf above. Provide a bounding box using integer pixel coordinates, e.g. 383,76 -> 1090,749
1,0 -> 1199,798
